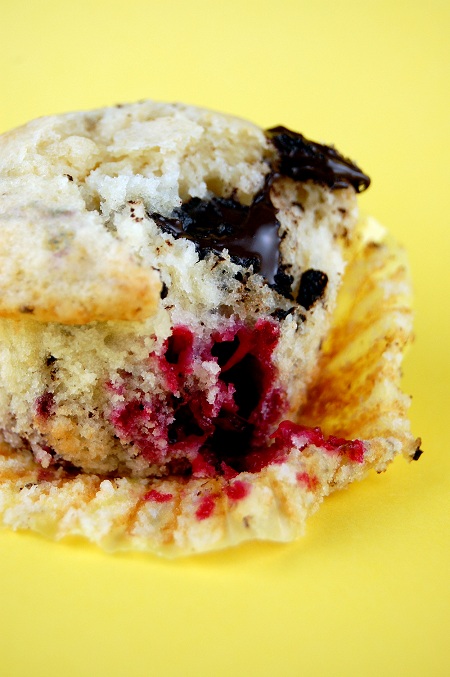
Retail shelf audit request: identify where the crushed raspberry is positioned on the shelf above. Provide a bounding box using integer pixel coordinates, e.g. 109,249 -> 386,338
326,437 -> 365,463
220,462 -> 240,480
224,480 -> 251,501
109,319 -> 287,476
108,319 -> 364,480
271,421 -> 365,464
158,326 -> 195,393
240,446 -> 287,473
37,468 -> 56,482
195,494 -> 217,520
143,489 -> 173,503
35,392 -> 55,419
190,452 -> 217,478
271,421 -> 324,449
110,396 -> 172,465
296,472 -> 319,491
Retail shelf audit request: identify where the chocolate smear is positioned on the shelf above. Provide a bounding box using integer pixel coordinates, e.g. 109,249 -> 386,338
266,126 -> 370,193
150,125 -> 370,296
151,177 -> 285,290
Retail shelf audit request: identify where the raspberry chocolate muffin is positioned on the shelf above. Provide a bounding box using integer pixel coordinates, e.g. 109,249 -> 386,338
0,102 -> 419,555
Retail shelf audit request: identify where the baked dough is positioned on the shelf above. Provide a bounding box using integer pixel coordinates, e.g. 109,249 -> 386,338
0,102 -> 419,555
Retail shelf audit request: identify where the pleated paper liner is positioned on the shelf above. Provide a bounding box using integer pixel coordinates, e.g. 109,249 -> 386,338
0,218 -> 419,556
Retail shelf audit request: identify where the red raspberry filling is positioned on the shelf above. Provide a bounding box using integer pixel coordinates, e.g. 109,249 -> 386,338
243,421 -> 365,472
107,320 -> 365,478
143,489 -> 173,503
35,392 -> 55,419
33,320 -> 365,480
109,320 -> 287,475
195,494 -> 218,521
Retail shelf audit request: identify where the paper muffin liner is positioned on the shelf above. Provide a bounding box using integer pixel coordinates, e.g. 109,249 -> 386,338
0,219 -> 419,556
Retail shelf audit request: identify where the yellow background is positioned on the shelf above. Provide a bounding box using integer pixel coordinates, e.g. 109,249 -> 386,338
0,1 -> 448,675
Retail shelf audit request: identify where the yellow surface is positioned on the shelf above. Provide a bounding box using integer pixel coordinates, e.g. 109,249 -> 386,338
0,1 -> 448,675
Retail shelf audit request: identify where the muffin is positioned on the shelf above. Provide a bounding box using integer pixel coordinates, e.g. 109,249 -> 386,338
0,101 -> 419,555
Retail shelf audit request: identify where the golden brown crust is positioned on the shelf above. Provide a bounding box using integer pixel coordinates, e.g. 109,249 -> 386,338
0,270 -> 161,325
0,101 -> 268,325
0,204 -> 161,324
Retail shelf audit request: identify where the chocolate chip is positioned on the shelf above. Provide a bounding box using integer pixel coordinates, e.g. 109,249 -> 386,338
297,270 -> 328,309
412,448 -> 423,461
271,307 -> 295,321
149,124 -> 370,300
271,267 -> 294,300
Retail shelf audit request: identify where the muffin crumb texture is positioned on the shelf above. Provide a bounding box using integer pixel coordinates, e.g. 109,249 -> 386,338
0,101 -> 418,555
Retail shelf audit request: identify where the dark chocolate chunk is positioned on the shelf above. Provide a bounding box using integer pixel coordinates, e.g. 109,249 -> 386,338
266,126 -> 370,193
271,268 -> 294,300
271,307 -> 296,321
151,180 -> 284,291
35,392 -> 55,419
412,447 -> 423,461
150,124 -> 370,297
297,269 -> 329,309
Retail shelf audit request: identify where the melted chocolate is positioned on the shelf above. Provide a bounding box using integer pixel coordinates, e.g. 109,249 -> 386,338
152,178 -> 284,289
150,125 -> 370,293
267,126 -> 370,193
